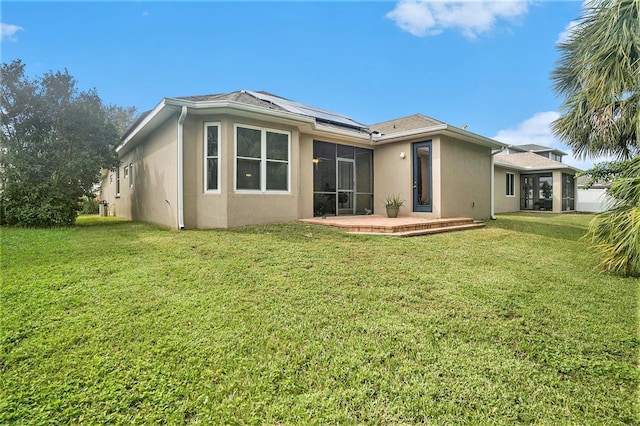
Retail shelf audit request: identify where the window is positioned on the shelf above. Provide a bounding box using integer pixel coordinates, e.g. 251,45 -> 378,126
235,125 -> 289,192
129,162 -> 133,187
506,172 -> 515,196
116,167 -> 120,197
204,123 -> 221,192
124,165 -> 128,180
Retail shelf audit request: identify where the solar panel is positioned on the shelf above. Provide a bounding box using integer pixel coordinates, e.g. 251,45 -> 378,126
244,90 -> 367,130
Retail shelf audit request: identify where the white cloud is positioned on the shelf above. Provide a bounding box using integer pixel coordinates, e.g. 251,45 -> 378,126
386,0 -> 529,39
492,111 -> 602,170
493,111 -> 560,146
556,20 -> 580,44
1,23 -> 24,41
142,11 -> 150,17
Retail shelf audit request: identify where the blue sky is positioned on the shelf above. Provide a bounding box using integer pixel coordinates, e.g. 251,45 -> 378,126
2,1 -> 595,168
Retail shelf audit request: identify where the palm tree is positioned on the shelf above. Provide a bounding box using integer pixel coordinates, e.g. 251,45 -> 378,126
551,0 -> 639,159
587,156 -> 640,277
551,0 -> 639,277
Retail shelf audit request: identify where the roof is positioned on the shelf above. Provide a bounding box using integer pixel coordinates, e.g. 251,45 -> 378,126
175,90 -> 367,130
494,152 -> 580,172
370,114 -> 444,135
176,91 -> 290,112
576,175 -> 611,189
509,144 -> 568,156
117,90 -> 508,153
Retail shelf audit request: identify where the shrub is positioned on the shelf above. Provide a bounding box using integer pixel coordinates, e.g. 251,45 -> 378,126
80,197 -> 100,215
586,156 -> 640,277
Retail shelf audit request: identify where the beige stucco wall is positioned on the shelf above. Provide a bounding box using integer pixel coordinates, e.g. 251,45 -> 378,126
552,171 -> 563,213
103,108 -> 501,227
494,166 -> 520,213
180,115 -> 304,229
102,115 -> 179,228
439,136 -> 492,219
298,134 -> 315,220
373,137 -> 442,218
182,115 -> 228,229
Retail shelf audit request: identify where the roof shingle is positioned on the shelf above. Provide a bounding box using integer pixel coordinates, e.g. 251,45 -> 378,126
369,114 -> 443,135
494,152 -> 575,171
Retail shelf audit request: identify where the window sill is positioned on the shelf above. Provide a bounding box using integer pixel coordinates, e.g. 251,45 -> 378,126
234,190 -> 291,195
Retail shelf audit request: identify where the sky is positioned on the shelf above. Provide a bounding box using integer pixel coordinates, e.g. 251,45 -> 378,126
1,0 -> 599,169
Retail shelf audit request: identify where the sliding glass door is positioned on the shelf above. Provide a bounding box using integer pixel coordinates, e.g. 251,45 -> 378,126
520,173 -> 553,211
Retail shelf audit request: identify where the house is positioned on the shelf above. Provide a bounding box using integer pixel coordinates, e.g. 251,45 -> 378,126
505,144 -> 567,162
100,90 -> 508,229
493,145 -> 580,213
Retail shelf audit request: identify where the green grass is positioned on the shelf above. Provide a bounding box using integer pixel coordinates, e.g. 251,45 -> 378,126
1,213 -> 638,424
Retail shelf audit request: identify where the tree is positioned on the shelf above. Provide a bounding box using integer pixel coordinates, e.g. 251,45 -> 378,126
552,0 -> 639,159
587,156 -> 640,277
551,0 -> 639,277
0,60 -> 131,226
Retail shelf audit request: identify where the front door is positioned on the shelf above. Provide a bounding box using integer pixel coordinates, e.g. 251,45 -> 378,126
337,158 -> 355,215
413,141 -> 432,212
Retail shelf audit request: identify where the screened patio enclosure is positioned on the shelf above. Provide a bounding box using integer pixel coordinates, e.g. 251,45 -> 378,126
520,172 -> 576,212
521,173 -> 553,211
313,141 -> 373,216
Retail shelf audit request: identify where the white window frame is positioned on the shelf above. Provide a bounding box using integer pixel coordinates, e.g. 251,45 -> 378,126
129,162 -> 133,188
506,172 -> 515,197
116,167 -> 121,197
204,122 -> 221,193
234,123 -> 290,194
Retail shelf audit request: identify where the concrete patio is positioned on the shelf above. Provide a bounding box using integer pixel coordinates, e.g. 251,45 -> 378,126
299,215 -> 486,237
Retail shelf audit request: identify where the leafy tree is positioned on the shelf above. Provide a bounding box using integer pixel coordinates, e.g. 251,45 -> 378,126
577,160 -> 630,189
0,60 -> 131,226
551,0 -> 639,277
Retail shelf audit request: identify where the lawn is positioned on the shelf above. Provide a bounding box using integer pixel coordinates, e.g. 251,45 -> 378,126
1,213 -> 638,424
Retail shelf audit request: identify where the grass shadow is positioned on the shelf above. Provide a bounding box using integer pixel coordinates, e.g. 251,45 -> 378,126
490,213 -> 592,242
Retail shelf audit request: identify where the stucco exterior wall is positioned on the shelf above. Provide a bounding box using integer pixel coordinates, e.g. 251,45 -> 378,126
102,115 -> 179,228
551,171 -> 563,213
373,137 -> 442,218
180,115 -> 303,228
228,117 -> 301,228
100,169 -> 117,216
439,136 -> 491,219
103,106 -> 503,227
299,134 -> 315,220
182,115 -> 228,229
494,166 -> 520,213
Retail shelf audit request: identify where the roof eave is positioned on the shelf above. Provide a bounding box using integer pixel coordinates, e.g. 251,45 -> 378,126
373,124 -> 507,149
495,163 -> 582,173
116,99 -> 173,153
117,97 -> 372,154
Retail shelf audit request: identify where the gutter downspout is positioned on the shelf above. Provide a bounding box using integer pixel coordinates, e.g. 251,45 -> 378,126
490,148 -> 505,220
177,106 -> 187,230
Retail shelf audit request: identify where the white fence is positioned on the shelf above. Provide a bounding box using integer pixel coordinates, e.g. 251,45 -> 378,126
576,188 -> 612,213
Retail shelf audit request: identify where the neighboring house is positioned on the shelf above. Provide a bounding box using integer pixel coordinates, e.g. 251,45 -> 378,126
493,146 -> 580,213
101,90 -> 507,229
505,143 -> 567,162
576,176 -> 613,213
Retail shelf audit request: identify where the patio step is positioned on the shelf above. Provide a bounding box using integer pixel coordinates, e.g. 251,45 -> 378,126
353,222 -> 486,237
300,216 -> 486,237
348,219 -> 486,237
